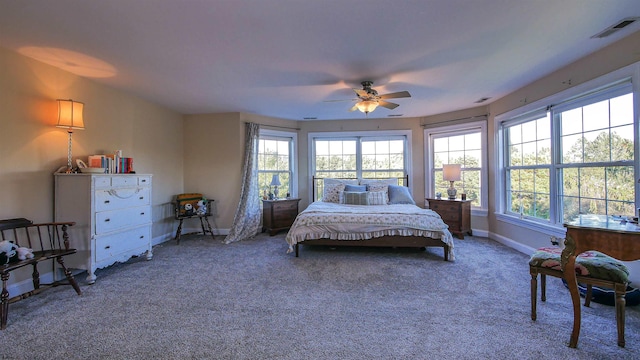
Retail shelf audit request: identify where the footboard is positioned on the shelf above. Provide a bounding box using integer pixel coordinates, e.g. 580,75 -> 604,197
296,236 -> 450,261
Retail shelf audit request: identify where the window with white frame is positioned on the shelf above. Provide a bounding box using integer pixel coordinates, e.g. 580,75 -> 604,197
426,120 -> 487,209
258,129 -> 297,199
310,131 -> 410,200
499,79 -> 635,226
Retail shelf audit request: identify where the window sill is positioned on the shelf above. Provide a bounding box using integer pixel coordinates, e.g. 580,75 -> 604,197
495,213 -> 567,238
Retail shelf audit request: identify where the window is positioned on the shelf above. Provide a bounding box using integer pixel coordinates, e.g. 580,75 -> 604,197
498,78 -> 635,229
425,120 -> 487,210
310,130 -> 411,199
258,129 -> 297,198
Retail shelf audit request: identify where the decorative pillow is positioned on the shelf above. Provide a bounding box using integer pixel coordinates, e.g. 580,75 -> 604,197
388,185 -> 416,205
322,183 -> 346,203
344,184 -> 366,192
340,191 -> 369,205
367,191 -> 388,205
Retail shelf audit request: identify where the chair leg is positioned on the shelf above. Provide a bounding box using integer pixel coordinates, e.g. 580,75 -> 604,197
56,257 -> 82,296
175,219 -> 184,244
584,284 -> 592,307
615,283 -> 626,347
202,216 -> 215,240
31,263 -> 40,290
541,274 -> 546,302
530,270 -> 538,321
1,272 -> 9,330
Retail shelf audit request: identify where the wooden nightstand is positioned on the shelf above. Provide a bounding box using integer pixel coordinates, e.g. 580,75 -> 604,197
262,198 -> 301,236
426,198 -> 472,239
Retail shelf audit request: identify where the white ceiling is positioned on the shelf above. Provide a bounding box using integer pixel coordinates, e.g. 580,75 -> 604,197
1,0 -> 640,121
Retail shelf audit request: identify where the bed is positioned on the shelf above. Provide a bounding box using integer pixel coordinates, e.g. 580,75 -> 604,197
285,177 -> 455,261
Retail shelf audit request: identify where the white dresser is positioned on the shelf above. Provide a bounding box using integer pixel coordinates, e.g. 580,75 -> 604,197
54,173 -> 153,284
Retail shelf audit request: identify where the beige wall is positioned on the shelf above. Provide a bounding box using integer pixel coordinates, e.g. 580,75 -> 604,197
0,46 -> 184,242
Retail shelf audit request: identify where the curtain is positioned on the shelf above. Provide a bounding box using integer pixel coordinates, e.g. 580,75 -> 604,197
224,122 -> 261,244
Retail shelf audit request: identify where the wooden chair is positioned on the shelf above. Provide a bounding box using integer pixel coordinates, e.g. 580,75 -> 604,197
173,193 -> 216,243
0,218 -> 82,329
529,246 -> 630,346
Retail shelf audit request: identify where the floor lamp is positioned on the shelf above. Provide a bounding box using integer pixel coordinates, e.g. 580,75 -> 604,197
56,99 -> 85,173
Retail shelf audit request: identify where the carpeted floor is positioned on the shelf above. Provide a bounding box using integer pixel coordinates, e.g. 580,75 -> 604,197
0,233 -> 639,359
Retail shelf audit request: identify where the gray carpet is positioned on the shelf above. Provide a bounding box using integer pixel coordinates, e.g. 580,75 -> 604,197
1,233 -> 639,359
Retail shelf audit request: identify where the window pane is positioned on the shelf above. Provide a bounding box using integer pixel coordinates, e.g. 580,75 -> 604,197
611,125 -> 634,162
510,144 -> 522,166
610,93 -> 633,127
561,108 -> 582,135
509,124 -> 522,144
521,121 -> 537,143
583,99 -> 610,132
433,137 -> 448,152
562,134 -> 583,163
562,168 -> 579,197
583,130 -> 610,163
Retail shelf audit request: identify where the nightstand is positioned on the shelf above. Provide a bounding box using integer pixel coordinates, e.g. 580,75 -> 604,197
426,198 -> 472,239
262,198 -> 301,236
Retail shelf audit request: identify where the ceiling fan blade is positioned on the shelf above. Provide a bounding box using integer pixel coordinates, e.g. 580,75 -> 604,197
379,91 -> 411,100
378,100 -> 400,110
348,104 -> 359,112
353,88 -> 369,98
323,98 -> 358,103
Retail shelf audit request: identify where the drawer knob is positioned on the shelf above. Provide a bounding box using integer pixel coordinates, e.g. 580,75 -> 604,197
105,218 -> 110,222
140,212 -> 145,215
139,196 -> 144,200
105,245 -> 111,249
104,200 -> 110,204
140,235 -> 144,239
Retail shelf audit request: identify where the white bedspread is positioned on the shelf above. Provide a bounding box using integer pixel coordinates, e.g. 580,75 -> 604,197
286,201 -> 455,260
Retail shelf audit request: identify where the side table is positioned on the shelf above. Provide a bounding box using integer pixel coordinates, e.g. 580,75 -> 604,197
426,198 -> 472,239
262,198 -> 301,236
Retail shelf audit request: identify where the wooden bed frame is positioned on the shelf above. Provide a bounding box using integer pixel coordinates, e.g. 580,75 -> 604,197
294,236 -> 450,261
294,176 -> 451,261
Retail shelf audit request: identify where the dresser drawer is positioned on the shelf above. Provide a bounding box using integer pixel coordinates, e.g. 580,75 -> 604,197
95,206 -> 151,234
95,187 -> 150,212
111,176 -> 140,187
273,201 -> 298,212
274,208 -> 297,220
95,226 -> 150,263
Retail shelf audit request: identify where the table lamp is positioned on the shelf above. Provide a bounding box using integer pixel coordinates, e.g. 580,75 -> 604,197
443,164 -> 461,200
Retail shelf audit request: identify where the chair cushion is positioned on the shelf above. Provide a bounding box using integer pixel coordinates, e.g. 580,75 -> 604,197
529,247 -> 629,284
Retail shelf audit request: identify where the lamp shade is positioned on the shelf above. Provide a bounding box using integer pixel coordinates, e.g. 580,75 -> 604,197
56,99 -> 85,131
270,174 -> 281,186
355,100 -> 379,114
443,164 -> 461,181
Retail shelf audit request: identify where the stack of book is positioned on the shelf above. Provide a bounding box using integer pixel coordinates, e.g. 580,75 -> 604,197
88,150 -> 134,174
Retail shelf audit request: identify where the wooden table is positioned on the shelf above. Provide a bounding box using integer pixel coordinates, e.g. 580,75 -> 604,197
426,198 -> 472,239
561,215 -> 640,348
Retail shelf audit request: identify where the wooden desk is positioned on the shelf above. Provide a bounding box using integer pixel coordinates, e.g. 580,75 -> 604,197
561,215 -> 640,348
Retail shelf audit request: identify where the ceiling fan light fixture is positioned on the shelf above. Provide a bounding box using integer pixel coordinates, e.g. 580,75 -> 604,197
355,100 -> 379,114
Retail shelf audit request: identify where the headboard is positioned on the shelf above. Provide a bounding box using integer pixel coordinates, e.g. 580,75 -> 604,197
312,175 -> 409,202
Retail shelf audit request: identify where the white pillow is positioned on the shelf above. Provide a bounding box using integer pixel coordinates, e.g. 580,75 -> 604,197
322,183 -> 345,203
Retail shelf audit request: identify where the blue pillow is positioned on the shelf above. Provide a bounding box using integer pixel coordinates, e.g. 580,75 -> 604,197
388,185 -> 416,205
344,184 -> 366,192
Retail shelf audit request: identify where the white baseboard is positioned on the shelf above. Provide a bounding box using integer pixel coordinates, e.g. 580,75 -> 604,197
470,228 -> 488,238
488,231 -> 536,255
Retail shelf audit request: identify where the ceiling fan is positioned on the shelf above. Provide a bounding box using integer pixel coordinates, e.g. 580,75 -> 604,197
327,81 -> 411,115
